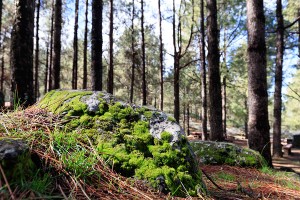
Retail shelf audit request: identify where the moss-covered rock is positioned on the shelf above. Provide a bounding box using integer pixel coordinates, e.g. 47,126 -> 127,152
37,89 -> 204,197
190,141 -> 266,167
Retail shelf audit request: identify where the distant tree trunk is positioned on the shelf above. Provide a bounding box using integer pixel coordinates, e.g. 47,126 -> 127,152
183,102 -> 186,131
48,0 -> 54,91
141,0 -> 146,105
34,0 -> 40,101
130,0 -> 135,103
207,0 -> 223,141
200,0 -> 208,140
72,0 -> 79,89
187,86 -> 190,136
298,9 -> 300,58
222,76 -> 227,138
244,98 -> 248,139
83,0 -> 88,89
107,0 -> 114,94
1,50 -> 3,92
44,42 -> 49,94
158,0 -> 164,111
247,0 -> 272,166
273,0 -> 284,157
91,0 -> 103,91
52,0 -> 62,89
11,0 -> 35,107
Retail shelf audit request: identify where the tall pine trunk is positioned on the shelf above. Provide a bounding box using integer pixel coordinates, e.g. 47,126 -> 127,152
0,0 -> 3,92
207,0 -> 223,141
130,0 -> 135,103
48,0 -> 54,91
52,0 -> 62,89
83,0 -> 88,89
72,0 -> 79,89
11,0 -> 35,107
44,42 -> 49,94
107,0 -> 114,94
34,0 -> 40,101
200,0 -> 207,140
158,0 -> 164,110
247,0 -> 272,166
141,0 -> 146,105
91,0 -> 103,91
273,0 -> 284,157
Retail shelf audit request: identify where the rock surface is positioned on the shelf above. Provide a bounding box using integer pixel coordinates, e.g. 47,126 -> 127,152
190,140 -> 265,167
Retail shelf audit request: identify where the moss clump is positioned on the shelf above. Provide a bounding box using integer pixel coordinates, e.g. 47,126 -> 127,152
36,90 -> 203,197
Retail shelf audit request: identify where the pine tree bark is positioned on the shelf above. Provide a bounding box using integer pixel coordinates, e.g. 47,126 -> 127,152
247,0 -> 272,166
222,76 -> 227,138
207,0 -> 223,141
83,0 -> 88,89
0,0 -> 3,92
141,0 -> 146,105
72,0 -> 79,89
44,42 -> 49,94
130,0 -> 135,103
107,0 -> 114,94
11,0 -> 35,106
273,0 -> 284,157
34,0 -> 40,101
48,0 -> 54,91
158,0 -> 164,111
200,0 -> 208,140
91,0 -> 103,91
52,0 -> 62,89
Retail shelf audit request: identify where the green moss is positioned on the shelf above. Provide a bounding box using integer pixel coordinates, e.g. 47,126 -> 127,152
161,131 -> 173,142
167,116 -> 176,123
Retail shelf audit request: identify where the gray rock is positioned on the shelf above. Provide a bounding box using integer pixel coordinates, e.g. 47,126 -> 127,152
0,138 -> 28,162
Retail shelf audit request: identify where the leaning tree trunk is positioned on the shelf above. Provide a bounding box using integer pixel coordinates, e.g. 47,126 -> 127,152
52,0 -> 62,89
83,0 -> 88,89
247,0 -> 272,167
200,0 -> 208,140
273,0 -> 284,157
207,0 -> 223,141
11,0 -> 35,107
107,0 -> 114,94
141,0 -> 146,105
91,0 -> 103,91
34,0 -> 40,101
72,0 -> 79,89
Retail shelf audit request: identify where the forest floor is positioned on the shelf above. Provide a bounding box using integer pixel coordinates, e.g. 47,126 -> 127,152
187,119 -> 300,199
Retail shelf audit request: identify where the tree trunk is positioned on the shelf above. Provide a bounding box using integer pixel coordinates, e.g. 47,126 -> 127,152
207,0 -> 223,141
174,54 -> 180,122
52,0 -> 62,89
200,0 -> 208,140
48,0 -> 54,91
107,0 -> 114,94
222,76 -> 227,138
244,98 -> 248,139
44,42 -> 49,94
247,0 -> 272,167
130,0 -> 135,103
158,0 -> 164,111
72,0 -> 79,89
11,0 -> 35,107
91,0 -> 103,91
34,0 -> 40,101
83,0 -> 88,89
141,0 -> 146,105
0,0 -> 3,92
273,0 -> 284,157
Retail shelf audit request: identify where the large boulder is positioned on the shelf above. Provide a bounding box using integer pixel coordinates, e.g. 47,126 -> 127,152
190,141 -> 266,167
37,90 -> 203,196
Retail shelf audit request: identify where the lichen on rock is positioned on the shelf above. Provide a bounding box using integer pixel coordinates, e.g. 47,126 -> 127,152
190,140 -> 266,167
37,89 -> 204,197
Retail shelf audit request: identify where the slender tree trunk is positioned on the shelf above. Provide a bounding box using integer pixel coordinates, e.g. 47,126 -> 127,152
44,42 -> 49,94
200,0 -> 207,140
0,0 -> 3,92
11,0 -> 35,107
91,0 -> 103,91
247,0 -> 272,167
34,0 -> 40,101
52,0 -> 62,89
72,0 -> 79,89
298,9 -> 300,58
83,0 -> 88,89
244,98 -> 248,139
48,0 -> 54,91
222,76 -> 227,138
273,0 -> 284,157
141,0 -> 146,105
187,86 -> 190,136
158,0 -> 164,110
107,0 -> 114,94
207,0 -> 223,141
130,0 -> 135,103
183,102 -> 186,131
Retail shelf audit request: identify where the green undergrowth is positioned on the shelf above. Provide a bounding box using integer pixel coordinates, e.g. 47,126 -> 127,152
2,90 -> 204,197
